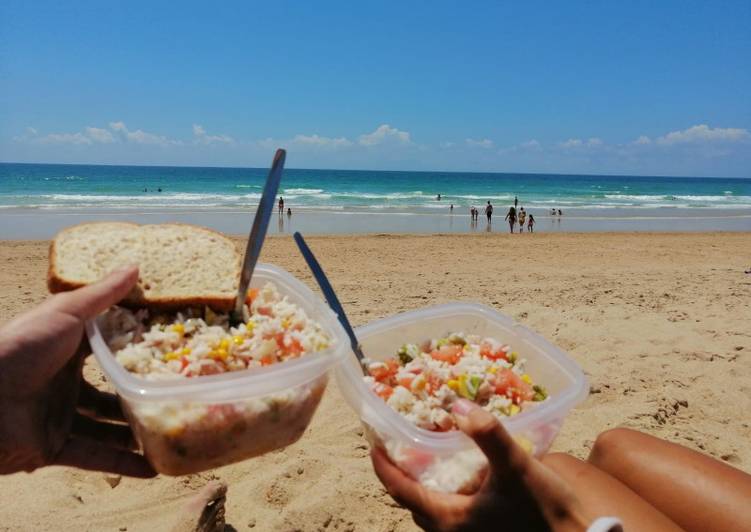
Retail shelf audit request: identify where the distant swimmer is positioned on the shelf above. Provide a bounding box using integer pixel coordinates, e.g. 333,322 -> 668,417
437,194 -> 441,201
157,187 -> 162,192
278,196 -> 284,215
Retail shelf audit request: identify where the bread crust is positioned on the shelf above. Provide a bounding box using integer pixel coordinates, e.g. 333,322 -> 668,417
48,222 -> 240,311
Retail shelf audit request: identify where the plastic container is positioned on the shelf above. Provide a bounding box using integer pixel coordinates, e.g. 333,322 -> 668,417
336,302 -> 588,493
87,263 -> 348,476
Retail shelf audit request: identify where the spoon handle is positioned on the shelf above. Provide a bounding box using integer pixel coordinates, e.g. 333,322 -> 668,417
293,232 -> 366,364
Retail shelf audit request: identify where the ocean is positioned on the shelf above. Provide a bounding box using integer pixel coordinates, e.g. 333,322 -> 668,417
1,162 -> 750,238
1,162 -> 750,212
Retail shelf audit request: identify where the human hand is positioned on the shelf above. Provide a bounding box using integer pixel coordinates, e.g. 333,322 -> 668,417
371,399 -> 592,532
0,266 -> 155,477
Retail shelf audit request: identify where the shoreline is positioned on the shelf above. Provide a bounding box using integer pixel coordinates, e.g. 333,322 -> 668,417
0,206 -> 749,239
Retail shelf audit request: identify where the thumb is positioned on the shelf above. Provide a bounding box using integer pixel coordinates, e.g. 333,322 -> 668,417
453,399 -> 530,481
53,266 -> 139,320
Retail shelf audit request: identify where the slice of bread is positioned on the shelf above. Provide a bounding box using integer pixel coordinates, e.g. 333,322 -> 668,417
48,222 -> 241,311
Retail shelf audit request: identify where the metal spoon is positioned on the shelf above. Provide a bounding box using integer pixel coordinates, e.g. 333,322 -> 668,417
293,232 -> 368,374
232,149 -> 286,324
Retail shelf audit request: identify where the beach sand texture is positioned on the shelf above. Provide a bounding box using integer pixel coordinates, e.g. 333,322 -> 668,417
0,232 -> 749,531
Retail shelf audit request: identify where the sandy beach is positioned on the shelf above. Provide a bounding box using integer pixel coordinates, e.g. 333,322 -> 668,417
0,232 -> 749,531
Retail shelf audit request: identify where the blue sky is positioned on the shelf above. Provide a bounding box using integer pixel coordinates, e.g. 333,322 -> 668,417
1,1 -> 749,176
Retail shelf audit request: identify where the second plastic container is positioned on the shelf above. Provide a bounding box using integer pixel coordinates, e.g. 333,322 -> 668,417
336,302 -> 588,493
87,263 -> 348,475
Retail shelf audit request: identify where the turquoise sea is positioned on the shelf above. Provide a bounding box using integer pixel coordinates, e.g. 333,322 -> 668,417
1,163 -> 750,212
1,162 -> 750,238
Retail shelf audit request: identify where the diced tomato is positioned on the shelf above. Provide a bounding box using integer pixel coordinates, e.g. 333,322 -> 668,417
397,375 -> 415,389
180,357 -> 190,371
260,354 -> 276,366
245,287 -> 260,304
257,306 -> 272,316
494,369 -> 534,404
480,342 -> 508,361
372,382 -> 394,400
425,373 -> 444,394
199,362 -> 224,376
401,447 -> 434,474
369,358 -> 399,382
286,338 -> 304,357
274,332 -> 286,349
430,344 -> 462,364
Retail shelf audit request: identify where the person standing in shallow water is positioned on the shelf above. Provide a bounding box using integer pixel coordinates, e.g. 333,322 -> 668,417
484,201 -> 493,223
514,195 -> 518,208
278,196 -> 284,215
518,208 -> 527,233
505,205 -> 517,234
528,213 -> 535,233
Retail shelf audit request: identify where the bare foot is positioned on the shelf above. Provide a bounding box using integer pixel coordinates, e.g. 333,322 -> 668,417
170,481 -> 227,532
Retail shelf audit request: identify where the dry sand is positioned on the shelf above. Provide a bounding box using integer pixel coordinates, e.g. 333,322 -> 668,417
0,232 -> 749,531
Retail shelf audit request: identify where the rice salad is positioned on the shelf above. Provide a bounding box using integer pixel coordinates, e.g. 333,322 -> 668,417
96,282 -> 334,475
363,332 -> 548,432
103,283 -> 332,379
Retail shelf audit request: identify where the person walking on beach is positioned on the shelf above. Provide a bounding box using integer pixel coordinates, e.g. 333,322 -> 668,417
505,205 -> 517,233
450,204 -> 453,213
528,213 -> 535,233
278,196 -> 284,215
518,208 -> 527,233
485,201 -> 493,223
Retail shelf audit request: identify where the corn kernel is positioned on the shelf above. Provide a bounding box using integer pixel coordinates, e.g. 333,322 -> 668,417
447,379 -> 459,392
219,338 -> 230,351
232,335 -> 244,345
181,347 -> 191,355
171,323 -> 185,335
521,374 -> 532,384
488,366 -> 498,374
281,318 -> 291,329
215,348 -> 228,360
245,322 -> 256,335
509,404 -> 521,416
163,352 -> 179,361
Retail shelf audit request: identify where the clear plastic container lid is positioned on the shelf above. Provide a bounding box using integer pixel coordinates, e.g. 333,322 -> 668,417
87,263 -> 349,405
336,302 -> 589,457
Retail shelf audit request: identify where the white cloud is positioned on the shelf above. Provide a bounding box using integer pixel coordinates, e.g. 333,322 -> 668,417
85,126 -> 115,143
192,124 -> 235,145
558,137 -> 602,149
358,124 -> 411,146
291,134 -> 353,148
110,121 -> 179,145
520,139 -> 541,150
439,141 -> 456,149
26,127 -> 37,136
465,138 -> 494,149
655,124 -> 750,145
39,132 -> 93,145
559,138 -> 583,149
633,135 -> 651,145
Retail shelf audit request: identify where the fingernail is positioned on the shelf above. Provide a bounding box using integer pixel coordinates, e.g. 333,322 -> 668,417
452,398 -> 478,416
